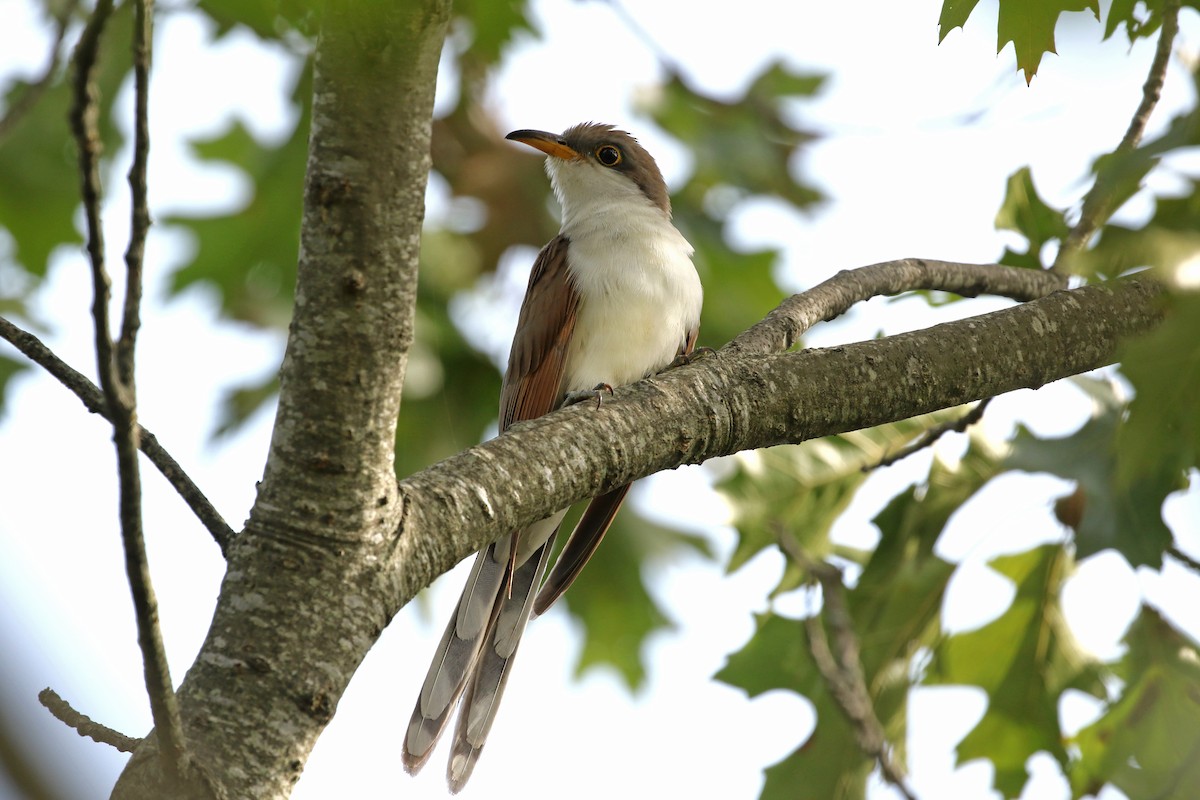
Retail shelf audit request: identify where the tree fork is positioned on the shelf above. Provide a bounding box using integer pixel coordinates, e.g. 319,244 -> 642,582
110,2 -> 452,797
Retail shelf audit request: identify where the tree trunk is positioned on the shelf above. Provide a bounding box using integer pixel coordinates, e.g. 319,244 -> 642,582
111,2 -> 451,796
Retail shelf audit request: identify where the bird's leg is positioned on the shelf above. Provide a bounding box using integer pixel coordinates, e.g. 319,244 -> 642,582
661,346 -> 717,372
562,383 -> 614,409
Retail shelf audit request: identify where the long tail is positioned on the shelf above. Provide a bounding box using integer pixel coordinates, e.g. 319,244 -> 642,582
401,539 -> 509,773
402,514 -> 562,787
446,533 -> 556,791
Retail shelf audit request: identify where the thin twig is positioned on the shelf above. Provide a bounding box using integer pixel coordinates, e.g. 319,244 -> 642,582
778,535 -> 919,800
1167,545 -> 1200,573
119,0 -> 152,386
0,316 -> 235,552
0,0 -> 80,142
38,688 -> 142,753
1052,0 -> 1181,273
70,0 -> 190,783
70,0 -> 117,390
867,398 -> 992,471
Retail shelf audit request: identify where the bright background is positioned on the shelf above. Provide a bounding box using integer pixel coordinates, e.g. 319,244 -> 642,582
1,1 -> 1198,798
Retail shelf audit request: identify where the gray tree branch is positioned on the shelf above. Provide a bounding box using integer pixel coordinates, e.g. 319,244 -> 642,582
390,277 -> 1163,602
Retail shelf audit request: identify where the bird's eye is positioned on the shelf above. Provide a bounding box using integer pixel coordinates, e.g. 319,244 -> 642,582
595,145 -> 622,167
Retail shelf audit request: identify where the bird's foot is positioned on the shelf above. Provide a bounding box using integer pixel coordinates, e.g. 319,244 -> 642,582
661,346 -> 717,373
562,383 -> 614,409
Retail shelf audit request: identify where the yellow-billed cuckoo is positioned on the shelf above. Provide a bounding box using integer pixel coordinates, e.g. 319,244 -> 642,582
402,122 -> 703,791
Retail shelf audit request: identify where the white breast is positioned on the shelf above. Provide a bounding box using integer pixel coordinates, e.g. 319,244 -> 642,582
559,196 -> 703,392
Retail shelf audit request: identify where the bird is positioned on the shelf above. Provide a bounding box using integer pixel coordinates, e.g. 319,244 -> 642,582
402,122 -> 703,792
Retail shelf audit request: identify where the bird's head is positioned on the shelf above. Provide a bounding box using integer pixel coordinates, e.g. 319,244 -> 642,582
505,123 -> 671,225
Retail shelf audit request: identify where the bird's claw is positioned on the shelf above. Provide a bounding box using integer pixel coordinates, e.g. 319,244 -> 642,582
661,346 -> 717,372
562,383 -> 614,409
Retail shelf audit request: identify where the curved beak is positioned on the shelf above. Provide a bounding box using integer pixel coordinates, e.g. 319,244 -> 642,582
505,129 -> 582,160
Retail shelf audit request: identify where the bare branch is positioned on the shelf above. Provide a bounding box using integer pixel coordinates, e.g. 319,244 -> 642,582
0,0 -> 80,142
70,0 -> 190,783
38,688 -> 142,753
778,537 -> 918,800
0,316 -> 235,551
867,397 -> 992,471
1053,0 -> 1181,273
729,259 -> 1066,356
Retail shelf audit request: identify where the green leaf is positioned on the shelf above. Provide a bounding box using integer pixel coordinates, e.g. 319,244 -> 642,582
996,0 -> 1100,85
1067,72 -> 1200,279
926,544 -> 1105,798
938,0 -> 984,42
1080,173 -> 1200,282
1117,291 -> 1200,486
1103,0 -> 1164,41
716,410 -> 970,593
994,167 -> 1068,270
1007,378 -> 1178,567
719,612 -> 876,800
1069,606 -> 1200,799
861,437 -> 1003,675
718,438 -> 996,798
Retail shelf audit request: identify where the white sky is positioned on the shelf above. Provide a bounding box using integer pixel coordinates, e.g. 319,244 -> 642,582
1,1 -> 1199,799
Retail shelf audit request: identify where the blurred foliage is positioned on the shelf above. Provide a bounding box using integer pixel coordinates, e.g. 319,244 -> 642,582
719,438 -> 1002,800
164,65 -> 309,329
717,410 -> 968,595
1008,378 -> 1182,568
0,1 -> 130,281
1106,0 -> 1200,42
926,544 -> 1105,796
2,2 -> 1200,799
1116,292 -> 1200,484
995,166 -> 1069,270
1069,606 -> 1200,799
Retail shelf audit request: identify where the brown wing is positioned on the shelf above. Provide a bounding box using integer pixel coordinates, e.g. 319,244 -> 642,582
499,234 -> 579,432
532,323 -> 701,616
